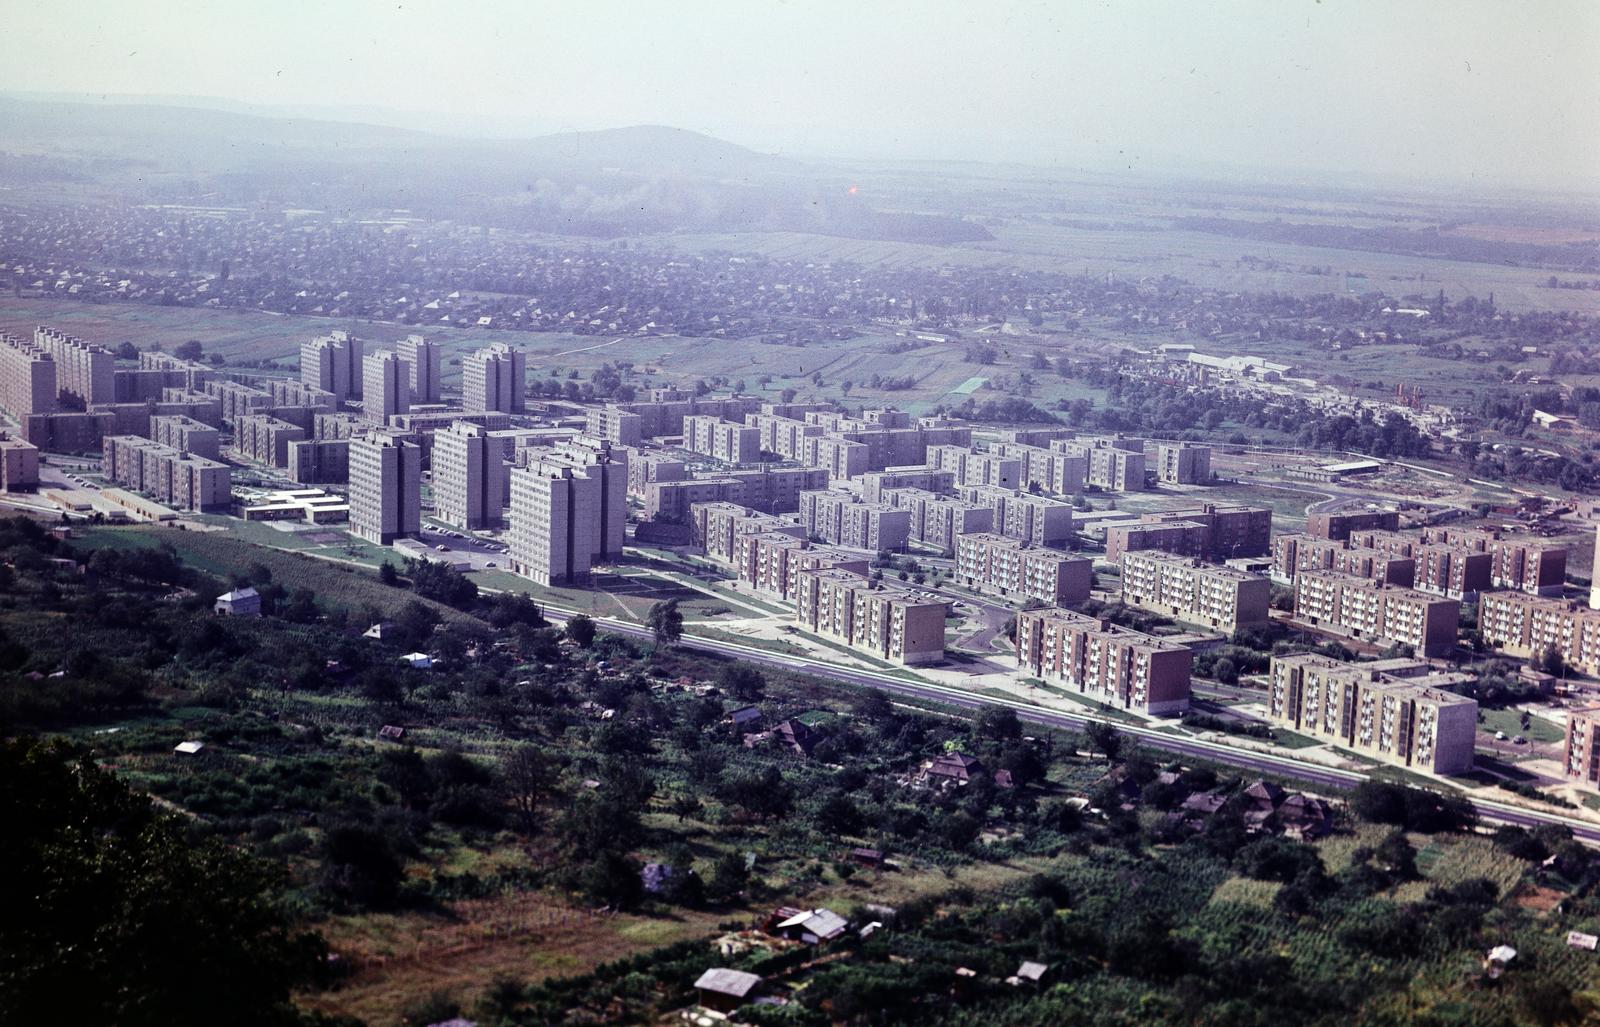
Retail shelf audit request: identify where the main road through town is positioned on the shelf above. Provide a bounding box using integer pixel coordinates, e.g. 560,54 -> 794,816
534,603 -> 1600,845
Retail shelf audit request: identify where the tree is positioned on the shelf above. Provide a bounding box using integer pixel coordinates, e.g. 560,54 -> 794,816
502,745 -> 558,834
114,340 -> 139,360
718,663 -> 765,700
565,613 -> 597,648
0,738 -> 327,1026
706,850 -> 750,903
1084,721 -> 1123,763
976,706 -> 1022,743
648,598 -> 683,647
378,561 -> 400,587
174,339 -> 205,361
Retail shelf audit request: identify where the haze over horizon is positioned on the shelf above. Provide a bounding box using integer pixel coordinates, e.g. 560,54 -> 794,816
1,0 -> 1596,195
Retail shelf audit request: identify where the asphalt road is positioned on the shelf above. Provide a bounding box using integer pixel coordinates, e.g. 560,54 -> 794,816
528,603 -> 1600,845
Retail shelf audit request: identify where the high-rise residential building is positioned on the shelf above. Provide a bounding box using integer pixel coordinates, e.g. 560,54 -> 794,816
0,333 -> 59,418
463,343 -> 526,414
432,421 -> 507,530
1120,551 -> 1271,633
362,351 -> 412,424
644,467 -> 829,522
33,326 -> 114,406
287,438 -> 351,485
1155,443 -> 1212,484
792,567 -> 949,665
348,432 -> 422,545
990,442 -> 1087,496
506,442 -> 626,584
102,435 -> 232,511
233,415 -> 307,468
1268,653 -> 1477,775
858,466 -> 957,504
300,330 -> 363,402
1014,606 -> 1192,715
587,406 -> 645,448
1292,570 -> 1460,658
953,532 -> 1093,605
1420,526 -> 1567,597
396,335 -> 441,405
1271,533 -> 1416,587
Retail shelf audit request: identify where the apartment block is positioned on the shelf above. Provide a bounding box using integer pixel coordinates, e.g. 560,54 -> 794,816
1292,570 -> 1459,658
1306,508 -> 1400,540
644,466 -> 828,521
859,466 -> 957,504
362,351 -> 412,423
683,415 -> 761,464
954,533 -> 1093,606
798,490 -> 911,552
0,434 -> 39,491
396,335 -> 441,405
138,351 -> 213,392
1478,592 -> 1600,677
733,531 -> 871,602
1412,544 -> 1492,600
507,443 -> 626,584
463,343 -> 527,414
792,567 -> 948,666
1564,706 -> 1600,787
1271,533 -> 1415,587
147,414 -> 221,461
991,442 -> 1088,496
433,421 -> 507,530
882,487 -> 993,555
625,450 -> 687,496
618,395 -> 759,439
925,445 -> 1021,489
203,379 -> 273,424
1155,443 -> 1211,484
746,411 -> 823,460
1120,551 -> 1270,633
587,406 -> 644,448
160,388 -> 223,426
1014,606 -> 1192,715
692,502 -> 803,566
300,330 -> 363,402
1267,653 -> 1477,775
286,438 -> 351,485
234,414 -> 307,468
958,485 -> 1074,547
1104,504 -> 1272,563
348,432 -> 422,545
263,379 -> 336,413
1052,438 -> 1146,491
0,333 -> 58,417
102,435 -> 232,512
34,326 -> 114,405
1421,526 -> 1567,596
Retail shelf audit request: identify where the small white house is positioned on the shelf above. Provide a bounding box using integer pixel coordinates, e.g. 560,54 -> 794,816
399,652 -> 434,670
214,587 -> 262,617
173,741 -> 205,755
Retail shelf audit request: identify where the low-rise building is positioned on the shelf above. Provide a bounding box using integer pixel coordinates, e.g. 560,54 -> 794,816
1120,551 -> 1270,632
954,533 -> 1092,606
1014,606 -> 1191,714
1268,653 -> 1476,775
1292,570 -> 1459,658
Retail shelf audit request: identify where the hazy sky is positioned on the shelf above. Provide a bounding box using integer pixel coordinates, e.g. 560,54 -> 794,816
2,0 -> 1596,190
